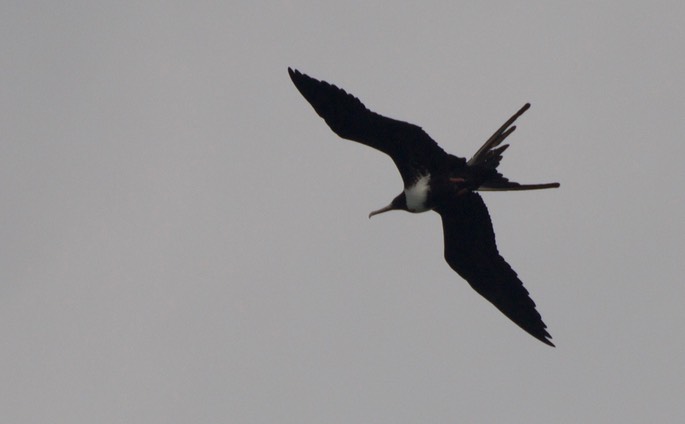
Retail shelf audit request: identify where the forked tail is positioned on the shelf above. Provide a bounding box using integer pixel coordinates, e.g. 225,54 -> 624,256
469,103 -> 560,192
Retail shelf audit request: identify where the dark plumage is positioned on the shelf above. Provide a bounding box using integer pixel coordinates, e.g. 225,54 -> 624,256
288,67 -> 559,346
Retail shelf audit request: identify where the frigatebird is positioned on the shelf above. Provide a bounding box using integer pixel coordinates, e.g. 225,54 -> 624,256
288,68 -> 559,346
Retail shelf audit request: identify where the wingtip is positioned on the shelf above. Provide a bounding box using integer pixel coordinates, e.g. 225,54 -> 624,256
524,319 -> 555,347
535,323 -> 555,347
288,68 -> 310,92
529,326 -> 554,347
289,67 -> 308,80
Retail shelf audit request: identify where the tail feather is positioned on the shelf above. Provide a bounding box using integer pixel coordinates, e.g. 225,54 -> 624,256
468,103 -> 560,192
478,180 -> 560,191
468,103 -> 530,167
480,144 -> 510,170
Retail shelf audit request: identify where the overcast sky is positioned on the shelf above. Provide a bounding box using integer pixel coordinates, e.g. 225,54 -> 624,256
2,1 -> 684,423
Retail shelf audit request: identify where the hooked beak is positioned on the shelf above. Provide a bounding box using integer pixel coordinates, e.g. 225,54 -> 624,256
368,203 -> 395,219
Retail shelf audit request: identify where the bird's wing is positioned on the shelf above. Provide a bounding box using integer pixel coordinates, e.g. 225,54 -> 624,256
435,192 -> 554,346
289,68 -> 452,186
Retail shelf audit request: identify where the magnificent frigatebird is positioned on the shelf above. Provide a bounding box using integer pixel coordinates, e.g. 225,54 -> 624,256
288,68 -> 559,346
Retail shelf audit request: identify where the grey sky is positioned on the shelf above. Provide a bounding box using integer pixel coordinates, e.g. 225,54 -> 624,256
2,1 -> 684,422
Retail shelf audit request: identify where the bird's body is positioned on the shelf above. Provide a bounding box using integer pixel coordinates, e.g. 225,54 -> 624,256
288,68 -> 559,346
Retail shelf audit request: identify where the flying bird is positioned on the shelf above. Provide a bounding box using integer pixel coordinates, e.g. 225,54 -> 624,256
288,68 -> 559,346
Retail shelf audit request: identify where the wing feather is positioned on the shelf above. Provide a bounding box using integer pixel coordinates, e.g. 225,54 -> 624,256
435,193 -> 554,346
289,68 -> 449,185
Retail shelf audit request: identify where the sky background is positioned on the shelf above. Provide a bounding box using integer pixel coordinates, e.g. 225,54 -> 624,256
2,1 -> 684,423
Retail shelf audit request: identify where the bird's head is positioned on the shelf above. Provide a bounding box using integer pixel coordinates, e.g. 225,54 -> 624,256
368,193 -> 408,218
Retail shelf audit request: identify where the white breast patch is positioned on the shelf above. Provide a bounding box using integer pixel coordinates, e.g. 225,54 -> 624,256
405,174 -> 431,212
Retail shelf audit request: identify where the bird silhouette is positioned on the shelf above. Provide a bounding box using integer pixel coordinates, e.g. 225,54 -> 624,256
289,68 -> 558,346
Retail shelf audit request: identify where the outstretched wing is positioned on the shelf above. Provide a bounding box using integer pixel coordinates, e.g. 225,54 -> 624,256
435,192 -> 554,346
288,68 -> 452,186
